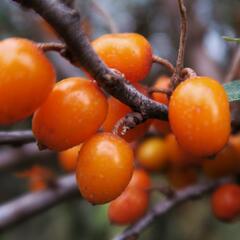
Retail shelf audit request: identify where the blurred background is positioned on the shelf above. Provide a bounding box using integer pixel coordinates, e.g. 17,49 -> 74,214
0,0 -> 240,239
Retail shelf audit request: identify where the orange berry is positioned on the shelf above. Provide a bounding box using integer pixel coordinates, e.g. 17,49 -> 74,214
32,77 -> 108,151
202,145 -> 239,179
128,169 -> 151,190
136,137 -> 168,171
211,184 -> 240,221
152,120 -> 171,135
92,33 -> 152,82
229,134 -> 240,158
58,145 -> 82,172
167,167 -> 198,189
151,76 -> 171,135
169,77 -> 231,157
102,97 -> 150,142
152,76 -> 171,105
108,187 -> 149,225
0,38 -> 55,124
165,134 -> 199,168
76,133 -> 134,204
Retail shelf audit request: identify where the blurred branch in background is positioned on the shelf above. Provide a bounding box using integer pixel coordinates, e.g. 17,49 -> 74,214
0,174 -> 79,232
0,131 -> 35,146
0,143 -> 55,172
115,177 -> 233,240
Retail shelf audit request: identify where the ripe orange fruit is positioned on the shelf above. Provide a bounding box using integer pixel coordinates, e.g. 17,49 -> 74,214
211,183 -> 240,221
229,134 -> 240,158
151,76 -> 171,135
202,144 -> 240,179
136,137 -> 168,171
92,33 -> 152,82
152,76 -> 170,105
167,167 -> 198,189
165,134 -> 199,168
128,169 -> 151,190
108,187 -> 149,225
102,97 -> 150,142
32,77 -> 108,151
169,77 -> 230,157
0,38 -> 55,124
76,133 -> 134,204
58,145 -> 82,172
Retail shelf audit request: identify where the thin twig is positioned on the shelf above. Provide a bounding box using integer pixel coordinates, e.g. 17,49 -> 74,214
113,112 -> 145,136
224,46 -> 240,83
0,131 -> 35,146
171,0 -> 188,88
37,42 -> 66,52
181,67 -> 197,79
148,87 -> 172,96
152,55 -> 175,74
114,177 -> 233,240
0,174 -> 79,231
0,143 -> 55,172
91,0 -> 118,33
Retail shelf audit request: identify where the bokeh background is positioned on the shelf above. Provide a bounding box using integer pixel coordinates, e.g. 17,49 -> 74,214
0,0 -> 240,239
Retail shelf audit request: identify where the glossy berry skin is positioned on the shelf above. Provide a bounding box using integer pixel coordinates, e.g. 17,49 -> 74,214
169,77 -> 231,157
58,145 -> 82,172
92,33 -> 152,82
136,137 -> 168,171
0,38 -> 56,124
127,169 -> 151,190
76,133 -> 134,204
102,97 -> 150,142
32,77 -> 108,151
211,184 -> 240,221
203,145 -> 239,179
167,168 -> 197,189
108,187 -> 149,225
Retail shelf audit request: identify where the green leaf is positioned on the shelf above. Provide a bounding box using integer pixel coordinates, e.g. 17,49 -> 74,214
223,80 -> 240,102
223,36 -> 240,43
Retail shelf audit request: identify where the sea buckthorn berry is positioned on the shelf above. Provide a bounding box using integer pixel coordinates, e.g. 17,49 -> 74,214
32,77 -> 108,151
211,184 -> 240,221
58,145 -> 82,172
136,137 -> 168,171
0,38 -> 56,124
108,187 -> 149,225
152,120 -> 171,135
229,134 -> 240,159
102,97 -> 150,142
169,77 -> 231,157
167,167 -> 198,189
165,134 -> 199,168
151,76 -> 171,135
203,145 -> 239,179
92,33 -> 152,82
128,169 -> 151,190
76,133 -> 134,204
152,76 -> 171,105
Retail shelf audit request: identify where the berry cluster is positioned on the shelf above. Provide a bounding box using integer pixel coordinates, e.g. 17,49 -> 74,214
1,32 -> 239,225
